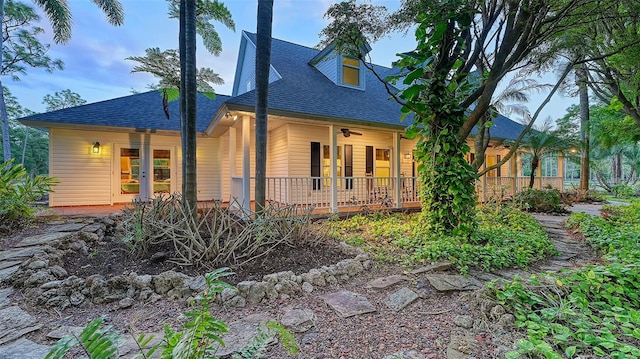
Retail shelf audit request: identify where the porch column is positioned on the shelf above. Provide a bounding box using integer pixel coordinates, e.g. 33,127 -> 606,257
481,159 -> 487,202
242,115 -> 251,212
329,125 -> 338,213
510,152 -> 517,197
557,153 -> 564,190
536,157 -> 543,190
228,126 -> 237,206
393,132 -> 402,209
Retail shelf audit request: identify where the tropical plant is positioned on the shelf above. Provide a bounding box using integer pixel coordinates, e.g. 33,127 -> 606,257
0,0 -> 123,162
127,0 -> 234,215
514,122 -> 575,188
0,159 -> 57,233
321,0 -> 597,237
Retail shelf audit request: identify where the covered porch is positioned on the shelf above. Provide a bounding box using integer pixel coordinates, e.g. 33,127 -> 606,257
214,112 -> 564,213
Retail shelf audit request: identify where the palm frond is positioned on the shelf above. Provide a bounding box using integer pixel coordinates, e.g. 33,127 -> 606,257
31,0 -> 71,43
90,0 -> 125,26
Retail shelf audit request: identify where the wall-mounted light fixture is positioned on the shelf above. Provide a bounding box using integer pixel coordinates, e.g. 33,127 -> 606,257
404,152 -> 412,160
92,142 -> 100,154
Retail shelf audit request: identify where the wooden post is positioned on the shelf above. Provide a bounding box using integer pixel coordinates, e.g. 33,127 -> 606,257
242,115 -> 251,212
329,125 -> 338,213
393,132 -> 402,208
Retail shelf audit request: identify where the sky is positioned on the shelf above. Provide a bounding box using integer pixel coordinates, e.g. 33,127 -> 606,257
8,0 -> 576,122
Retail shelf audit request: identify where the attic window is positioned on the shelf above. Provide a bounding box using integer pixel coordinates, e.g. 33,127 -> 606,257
342,57 -> 360,86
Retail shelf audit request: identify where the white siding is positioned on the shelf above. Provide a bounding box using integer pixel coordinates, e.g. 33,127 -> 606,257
286,124 -> 400,177
48,128 -> 220,206
49,128 -> 112,206
315,55 -> 338,84
196,136 -> 221,200
234,38 -> 282,96
267,125 -> 289,177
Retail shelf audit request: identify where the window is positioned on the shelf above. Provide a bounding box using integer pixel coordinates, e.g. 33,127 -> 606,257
486,155 -> 501,177
342,57 -> 360,87
323,145 -> 341,187
153,149 -> 171,194
375,148 -> 391,186
311,142 -> 321,190
542,153 -> 558,177
120,148 -> 140,195
344,145 -> 353,190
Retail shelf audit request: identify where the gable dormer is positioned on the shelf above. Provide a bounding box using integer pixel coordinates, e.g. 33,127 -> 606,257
232,31 -> 282,96
310,41 -> 371,90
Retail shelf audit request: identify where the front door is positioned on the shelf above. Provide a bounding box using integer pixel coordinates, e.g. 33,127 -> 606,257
150,147 -> 175,197
114,145 -> 175,202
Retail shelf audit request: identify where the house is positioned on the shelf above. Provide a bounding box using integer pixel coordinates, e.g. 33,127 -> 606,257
20,31 -> 564,212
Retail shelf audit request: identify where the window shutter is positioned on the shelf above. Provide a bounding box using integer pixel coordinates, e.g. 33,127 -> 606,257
345,144 -> 353,189
311,142 -> 321,190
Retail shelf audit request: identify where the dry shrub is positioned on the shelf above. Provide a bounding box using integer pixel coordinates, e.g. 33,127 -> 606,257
120,194 -> 323,269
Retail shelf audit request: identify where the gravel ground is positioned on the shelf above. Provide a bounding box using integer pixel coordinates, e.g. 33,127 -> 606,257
19,261 -> 504,359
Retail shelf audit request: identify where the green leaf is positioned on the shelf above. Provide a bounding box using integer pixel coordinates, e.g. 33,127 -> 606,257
565,346 -> 577,357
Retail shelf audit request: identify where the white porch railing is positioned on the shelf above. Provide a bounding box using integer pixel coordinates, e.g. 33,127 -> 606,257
232,175 -> 563,210
256,176 -> 421,210
477,176 -> 563,201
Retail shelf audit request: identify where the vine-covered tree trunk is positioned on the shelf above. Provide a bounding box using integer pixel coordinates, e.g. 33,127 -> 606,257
415,81 -> 477,236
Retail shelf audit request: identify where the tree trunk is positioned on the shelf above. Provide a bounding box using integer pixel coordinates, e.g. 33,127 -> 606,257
577,66 -> 590,192
179,0 -> 198,216
21,126 -> 28,165
254,0 -> 273,214
0,0 -> 11,163
529,157 -> 539,189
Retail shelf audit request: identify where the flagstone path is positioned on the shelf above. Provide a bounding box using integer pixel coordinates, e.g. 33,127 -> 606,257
0,203 -> 606,358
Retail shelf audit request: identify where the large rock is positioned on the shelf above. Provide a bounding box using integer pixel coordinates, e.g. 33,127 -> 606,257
384,287 -> 419,311
0,287 -> 13,309
320,291 -> 376,317
0,246 -> 45,261
0,306 -> 42,345
409,261 -> 453,275
365,275 -> 408,290
424,274 -> 482,291
0,338 -> 51,359
46,223 -> 86,232
213,313 -> 273,357
385,350 -> 423,359
0,266 -> 20,283
280,307 -> 316,333
16,232 -> 72,247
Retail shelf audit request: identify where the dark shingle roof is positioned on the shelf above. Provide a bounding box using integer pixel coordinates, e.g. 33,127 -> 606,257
20,32 -> 526,141
227,32 -> 525,140
20,90 -> 231,133
226,32 -> 405,128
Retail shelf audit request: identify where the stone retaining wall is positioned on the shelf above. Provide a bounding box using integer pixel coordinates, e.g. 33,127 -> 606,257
7,216 -> 369,310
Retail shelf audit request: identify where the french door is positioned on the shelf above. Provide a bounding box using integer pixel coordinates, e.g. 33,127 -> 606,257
114,144 -> 175,202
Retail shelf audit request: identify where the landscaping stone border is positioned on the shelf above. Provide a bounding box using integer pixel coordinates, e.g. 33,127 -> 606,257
3,215 -> 371,310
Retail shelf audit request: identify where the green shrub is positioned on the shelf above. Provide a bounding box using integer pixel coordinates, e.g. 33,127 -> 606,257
492,201 -> 640,358
120,194 -> 320,269
327,205 -> 556,273
0,160 -> 57,233
513,188 -> 566,213
611,184 -> 635,199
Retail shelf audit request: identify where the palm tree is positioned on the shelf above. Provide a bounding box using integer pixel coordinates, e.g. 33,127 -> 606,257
1,0 -> 124,162
473,74 -> 551,172
254,0 -> 273,213
180,0 -> 197,215
518,122 -> 574,188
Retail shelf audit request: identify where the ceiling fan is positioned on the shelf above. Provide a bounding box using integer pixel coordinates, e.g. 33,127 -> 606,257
340,128 -> 363,137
